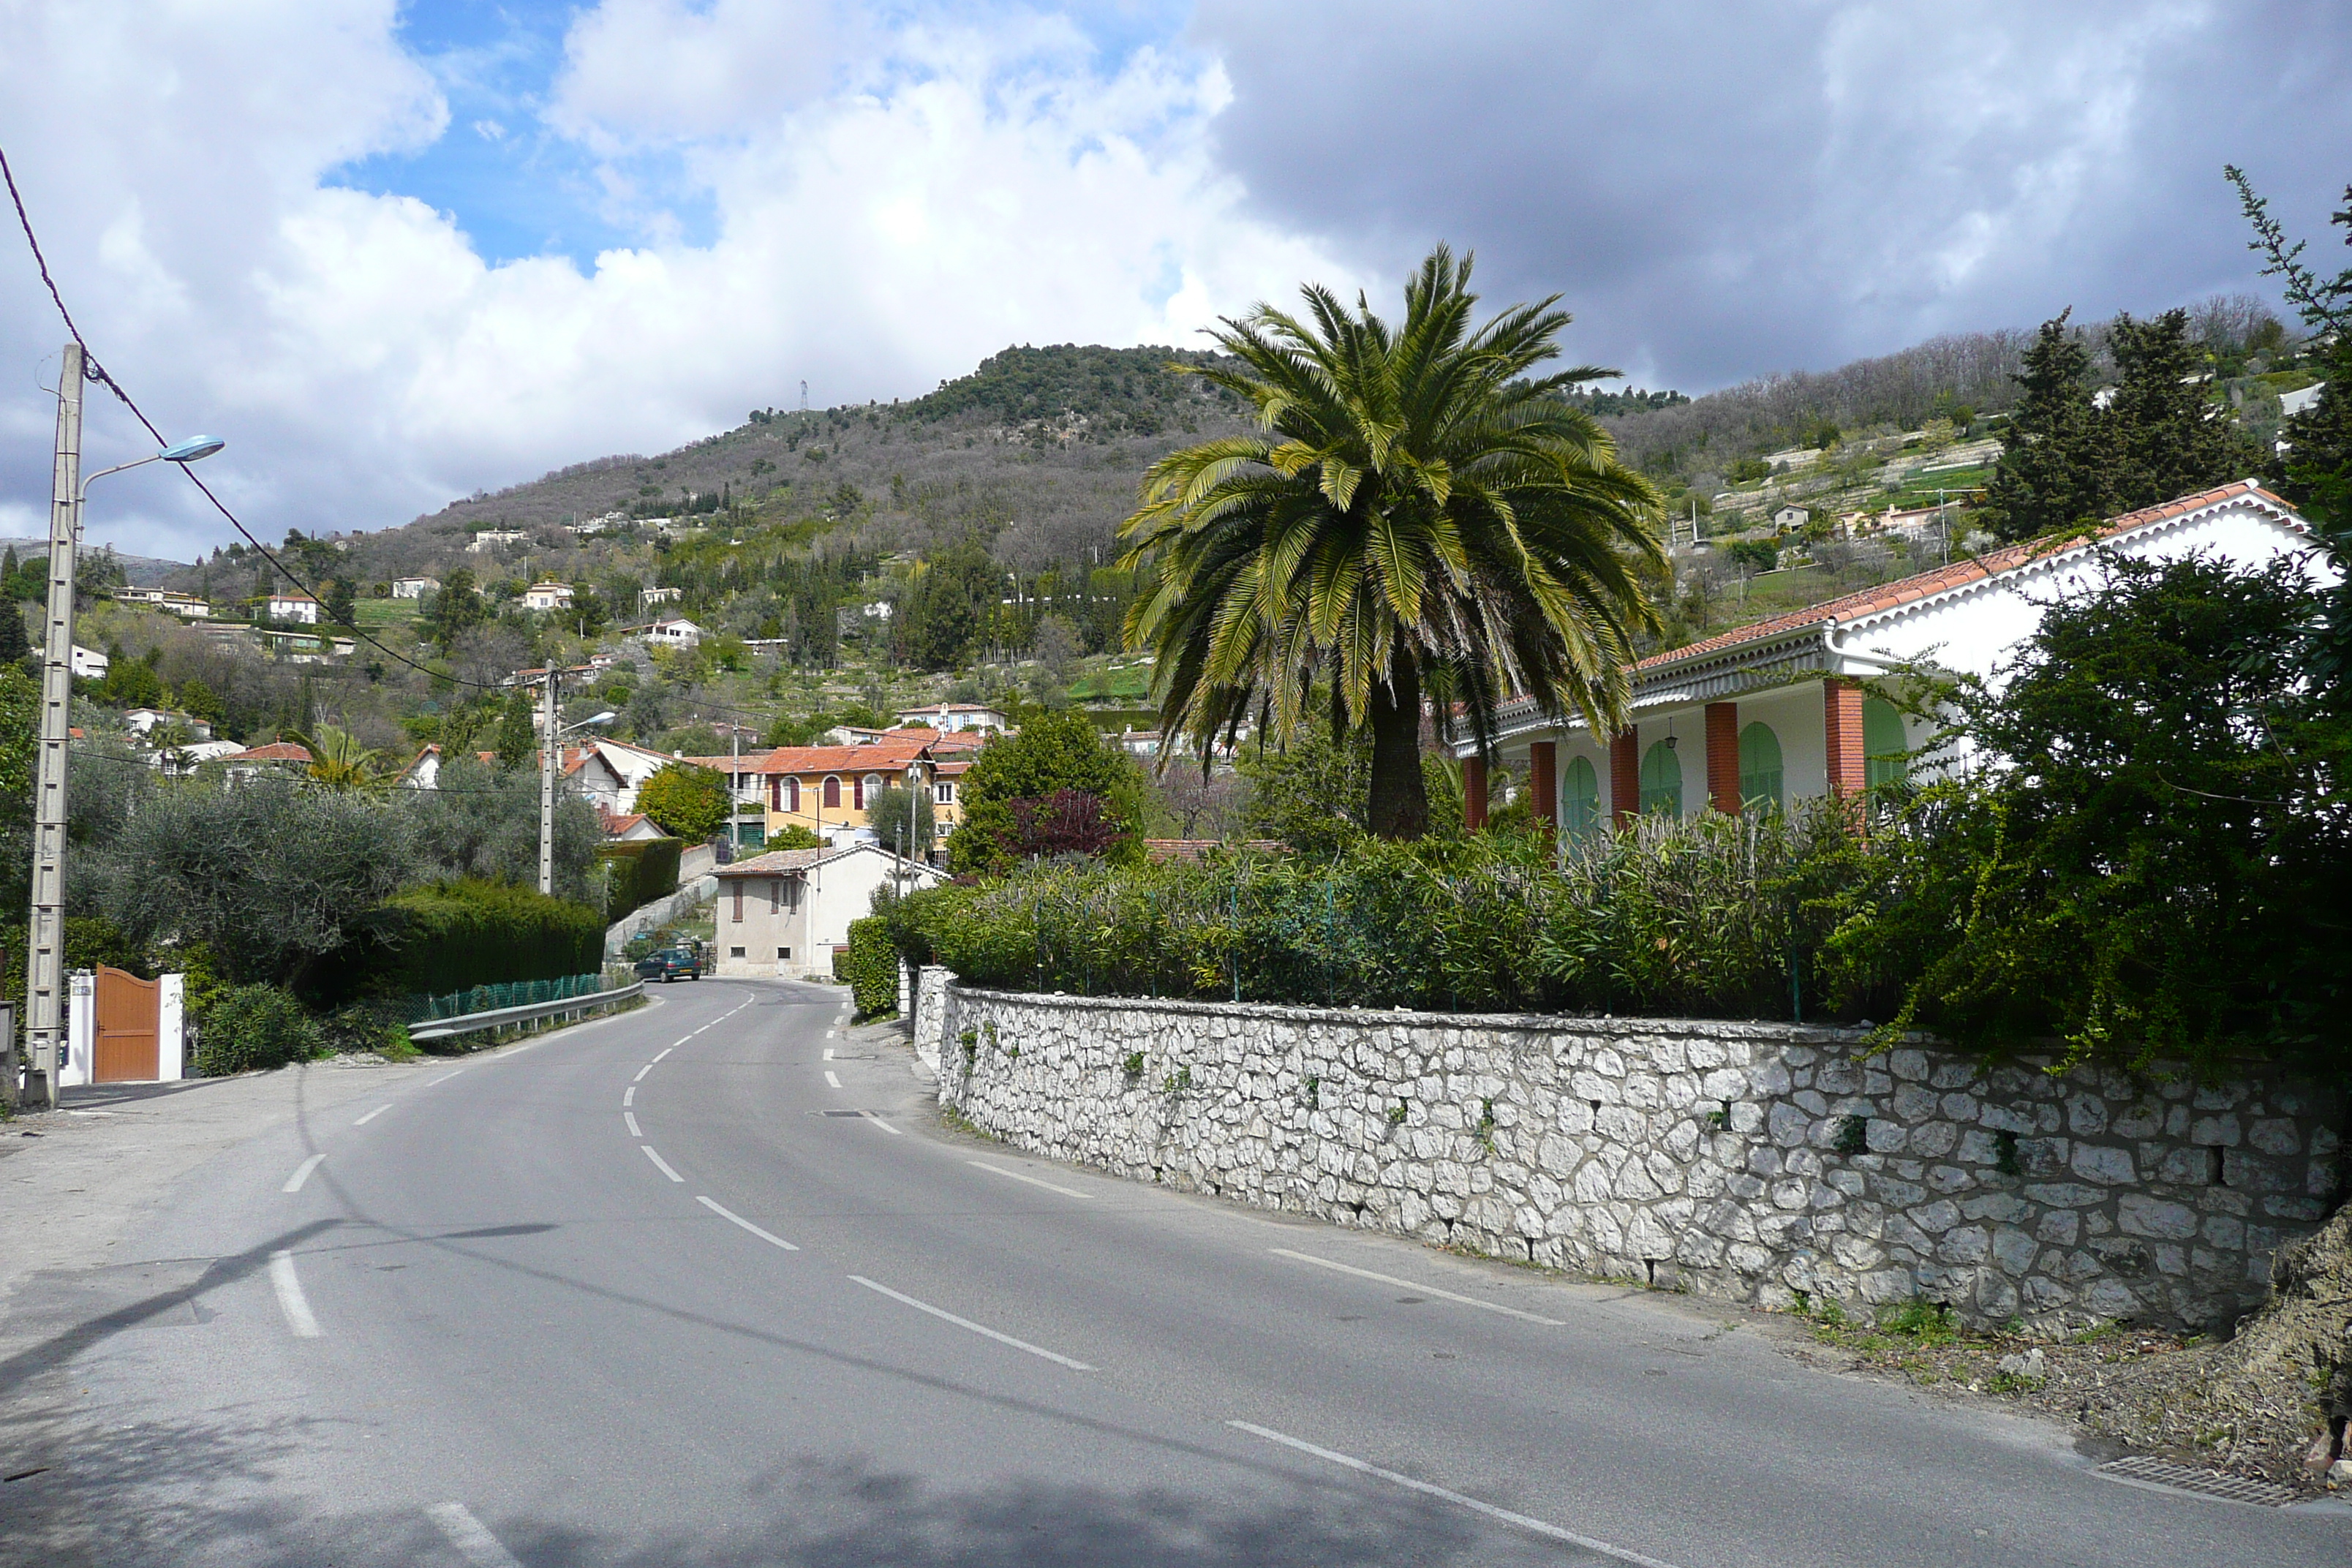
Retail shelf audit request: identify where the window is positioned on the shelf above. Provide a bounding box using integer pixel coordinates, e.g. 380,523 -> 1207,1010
731,883 -> 743,922
1639,740 -> 1682,817
769,878 -> 781,913
783,776 -> 799,813
777,946 -> 792,960
822,775 -> 840,809
860,773 -> 881,809
1738,723 -> 1783,811
728,946 -> 745,959
1863,698 -> 1909,791
1561,754 -> 1602,837
935,782 -> 954,804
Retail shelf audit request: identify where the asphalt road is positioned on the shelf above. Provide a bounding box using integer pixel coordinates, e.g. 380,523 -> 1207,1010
2,979 -> 2343,1567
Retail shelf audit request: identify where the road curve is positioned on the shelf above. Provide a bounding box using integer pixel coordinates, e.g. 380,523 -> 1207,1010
4,979 -> 2342,1567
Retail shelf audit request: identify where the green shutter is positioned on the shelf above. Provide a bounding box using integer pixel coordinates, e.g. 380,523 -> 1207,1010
1639,741 -> 1682,817
1561,754 -> 1602,837
1863,698 -> 1908,791
1737,723 -> 1783,811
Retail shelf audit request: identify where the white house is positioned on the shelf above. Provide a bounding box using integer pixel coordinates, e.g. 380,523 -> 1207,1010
467,529 -> 528,553
585,737 -> 681,813
69,644 -> 108,679
1454,480 -> 2329,832
392,576 -> 440,599
121,708 -> 212,741
1771,505 -> 1812,531
641,585 -> 683,606
710,842 -> 943,980
265,591 -> 319,625
892,701 -> 1009,734
522,581 -> 575,611
627,617 -> 703,649
113,588 -> 208,616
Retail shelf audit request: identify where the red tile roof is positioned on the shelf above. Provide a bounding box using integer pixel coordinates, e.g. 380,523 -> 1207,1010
233,742 -> 314,762
1646,479 -> 2295,671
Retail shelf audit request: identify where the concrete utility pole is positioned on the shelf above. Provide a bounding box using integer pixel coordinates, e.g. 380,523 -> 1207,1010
539,666 -> 558,896
22,342 -> 83,1109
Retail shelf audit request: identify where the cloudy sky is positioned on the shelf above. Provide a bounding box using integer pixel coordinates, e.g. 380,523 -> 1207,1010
0,0 -> 2345,561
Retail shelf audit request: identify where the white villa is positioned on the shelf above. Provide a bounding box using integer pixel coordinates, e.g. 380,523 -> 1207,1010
522,581 -> 575,611
1457,481 -> 2328,830
264,590 -> 319,625
392,576 -> 440,598
892,701 -> 1009,734
468,529 -> 528,553
626,617 -> 703,650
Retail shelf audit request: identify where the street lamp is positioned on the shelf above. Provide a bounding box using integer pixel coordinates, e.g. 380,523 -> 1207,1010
15,336 -> 223,1110
538,680 -> 615,897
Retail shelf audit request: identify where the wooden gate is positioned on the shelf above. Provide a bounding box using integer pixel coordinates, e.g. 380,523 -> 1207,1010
94,967 -> 160,1082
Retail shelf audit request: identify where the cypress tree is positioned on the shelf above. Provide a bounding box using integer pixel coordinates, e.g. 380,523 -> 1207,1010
1986,312 -> 2111,541
494,689 -> 537,770
0,603 -> 27,668
2103,309 -> 2261,512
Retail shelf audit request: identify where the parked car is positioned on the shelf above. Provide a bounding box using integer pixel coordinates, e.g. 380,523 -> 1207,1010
635,948 -> 702,983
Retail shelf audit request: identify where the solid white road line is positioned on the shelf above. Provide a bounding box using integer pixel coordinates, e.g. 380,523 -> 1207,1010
641,1145 -> 685,1183
967,1159 -> 1091,1200
424,1501 -> 524,1567
426,1070 -> 464,1086
1226,1421 -> 1681,1568
848,1276 -> 1092,1370
623,1085 -> 635,1107
282,1153 -> 326,1194
1268,1248 -> 1565,1326
696,1194 -> 800,1251
625,1112 -> 642,1137
268,1251 -> 322,1338
824,1070 -> 843,1088
861,1110 -> 902,1136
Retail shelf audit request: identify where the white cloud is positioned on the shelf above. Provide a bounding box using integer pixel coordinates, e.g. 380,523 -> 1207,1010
0,1 -> 1349,561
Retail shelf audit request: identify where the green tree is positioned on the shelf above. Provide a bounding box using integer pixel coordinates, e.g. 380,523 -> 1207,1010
899,540 -> 998,669
1237,723 -> 1368,856
2102,308 -> 2261,512
1983,311 -> 2110,541
174,675 -> 225,726
323,576 -> 358,628
945,710 -> 1143,875
493,690 -> 536,769
0,603 -> 27,668
865,780 -> 935,859
424,568 -> 485,649
636,761 -> 729,840
1120,245 -> 1663,840
99,652 -> 165,710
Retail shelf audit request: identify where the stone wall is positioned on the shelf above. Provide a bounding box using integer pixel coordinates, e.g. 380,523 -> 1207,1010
930,977 -> 2345,1335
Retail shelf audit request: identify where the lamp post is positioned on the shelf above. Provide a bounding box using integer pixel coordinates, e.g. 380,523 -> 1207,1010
15,338 -> 220,1110
538,684 -> 614,897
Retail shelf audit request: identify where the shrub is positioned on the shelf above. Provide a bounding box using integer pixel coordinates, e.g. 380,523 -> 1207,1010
837,916 -> 899,1019
598,837 -> 683,920
195,984 -> 323,1075
317,879 -> 605,1002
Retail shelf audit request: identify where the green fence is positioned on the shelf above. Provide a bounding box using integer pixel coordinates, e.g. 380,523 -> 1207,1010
405,972 -> 609,1025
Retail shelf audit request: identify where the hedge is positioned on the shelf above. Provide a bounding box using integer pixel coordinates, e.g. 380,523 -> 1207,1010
195,984 -> 323,1076
836,916 -> 899,1019
322,879 -> 606,1000
599,837 -> 683,921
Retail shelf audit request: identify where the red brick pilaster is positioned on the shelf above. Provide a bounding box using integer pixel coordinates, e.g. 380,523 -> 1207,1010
1609,729 -> 1640,826
1705,703 -> 1741,814
1463,755 -> 1488,832
1823,679 -> 1866,802
1529,742 -> 1557,833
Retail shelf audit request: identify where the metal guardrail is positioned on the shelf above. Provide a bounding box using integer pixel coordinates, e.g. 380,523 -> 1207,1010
407,981 -> 645,1044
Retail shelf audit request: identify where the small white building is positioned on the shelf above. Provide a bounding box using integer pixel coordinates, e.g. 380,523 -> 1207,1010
1772,505 -> 1812,531
641,585 -> 683,606
2280,382 -> 2327,419
711,843 -> 943,980
265,591 -> 319,625
522,581 -> 576,611
630,617 -> 703,650
892,701 -> 1009,734
70,644 -> 108,679
122,708 -> 212,741
392,576 -> 440,599
467,529 -> 528,553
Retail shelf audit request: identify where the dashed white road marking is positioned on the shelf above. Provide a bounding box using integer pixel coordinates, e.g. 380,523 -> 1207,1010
651,1047 -> 674,1063
426,1070 -> 464,1086
696,1194 -> 800,1250
967,1159 -> 1092,1200
848,1275 -> 1093,1370
823,1047 -> 834,1060
353,1105 -> 389,1127
268,1251 -> 321,1338
826,1030 -> 837,1039
1267,1248 -> 1565,1326
862,1110 -> 902,1136
282,1154 -> 326,1194
633,1063 -> 654,1083
824,1070 -> 843,1089
623,1085 -> 635,1107
625,1111 -> 642,1137
641,1145 -> 684,1183
424,1501 -> 524,1567
1226,1421 -> 1681,1567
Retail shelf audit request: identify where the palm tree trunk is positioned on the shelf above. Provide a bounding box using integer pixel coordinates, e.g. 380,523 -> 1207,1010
1365,649 -> 1428,840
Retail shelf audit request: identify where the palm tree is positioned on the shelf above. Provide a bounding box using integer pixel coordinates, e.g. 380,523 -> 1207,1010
1118,245 -> 1665,838
289,725 -> 385,793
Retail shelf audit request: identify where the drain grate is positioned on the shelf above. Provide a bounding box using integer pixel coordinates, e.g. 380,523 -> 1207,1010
2096,1455 -> 2301,1507
820,1109 -> 866,1117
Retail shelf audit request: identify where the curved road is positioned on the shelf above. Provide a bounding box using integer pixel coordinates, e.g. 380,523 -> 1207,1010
6,979 -> 2343,1567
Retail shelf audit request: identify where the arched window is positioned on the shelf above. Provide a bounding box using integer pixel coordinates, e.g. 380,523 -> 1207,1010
783,776 -> 799,813
1863,698 -> 1909,791
1639,740 -> 1682,817
859,774 -> 881,810
1561,754 -> 1602,837
1738,723 -> 1783,811
822,775 -> 840,810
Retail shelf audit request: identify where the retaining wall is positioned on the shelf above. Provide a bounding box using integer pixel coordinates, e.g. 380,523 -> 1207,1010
930,976 -> 2345,1334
